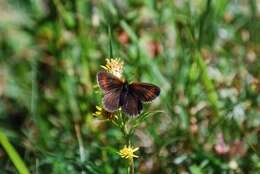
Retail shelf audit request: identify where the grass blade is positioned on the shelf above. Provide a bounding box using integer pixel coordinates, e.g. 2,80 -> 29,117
0,130 -> 31,174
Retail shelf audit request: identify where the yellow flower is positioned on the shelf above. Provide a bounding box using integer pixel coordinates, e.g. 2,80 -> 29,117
93,106 -> 117,120
101,58 -> 124,78
118,145 -> 139,161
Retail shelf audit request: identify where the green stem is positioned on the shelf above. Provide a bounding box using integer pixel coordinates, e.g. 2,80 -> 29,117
0,130 -> 31,174
74,124 -> 85,174
196,0 -> 219,116
198,0 -> 212,49
127,165 -> 130,174
108,25 -> 113,58
249,0 -> 257,19
195,51 -> 219,115
120,113 -> 135,174
31,58 -> 38,123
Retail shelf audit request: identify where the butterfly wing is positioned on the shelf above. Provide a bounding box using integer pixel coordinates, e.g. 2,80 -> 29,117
97,71 -> 123,112
122,92 -> 142,117
129,83 -> 160,102
102,89 -> 122,112
97,71 -> 123,92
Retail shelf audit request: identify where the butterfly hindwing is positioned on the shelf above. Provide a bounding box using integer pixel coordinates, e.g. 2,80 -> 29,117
102,89 -> 122,112
129,83 -> 160,102
122,92 -> 142,116
97,71 -> 123,92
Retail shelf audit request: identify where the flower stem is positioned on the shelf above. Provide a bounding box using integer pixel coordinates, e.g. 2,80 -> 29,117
121,114 -> 135,174
127,159 -> 134,174
108,25 -> 113,58
130,159 -> 134,174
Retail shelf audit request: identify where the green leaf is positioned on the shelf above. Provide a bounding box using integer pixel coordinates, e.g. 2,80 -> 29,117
189,165 -> 203,174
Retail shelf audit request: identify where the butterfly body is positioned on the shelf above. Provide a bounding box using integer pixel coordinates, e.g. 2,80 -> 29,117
97,71 -> 160,116
119,82 -> 129,106
122,82 -> 129,92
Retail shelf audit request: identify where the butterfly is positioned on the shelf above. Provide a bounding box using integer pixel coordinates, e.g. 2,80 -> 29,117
97,71 -> 160,116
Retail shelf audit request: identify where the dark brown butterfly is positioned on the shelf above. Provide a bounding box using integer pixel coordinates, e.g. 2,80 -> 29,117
97,71 -> 160,116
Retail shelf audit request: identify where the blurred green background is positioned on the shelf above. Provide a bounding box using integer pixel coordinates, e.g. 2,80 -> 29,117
0,0 -> 260,173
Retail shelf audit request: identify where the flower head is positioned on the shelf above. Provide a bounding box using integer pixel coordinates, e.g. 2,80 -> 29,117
93,106 -> 117,121
101,58 -> 124,78
118,31 -> 129,45
214,133 -> 229,155
147,40 -> 162,58
118,145 -> 139,161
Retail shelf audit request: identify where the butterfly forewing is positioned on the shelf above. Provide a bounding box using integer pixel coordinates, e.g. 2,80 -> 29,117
97,71 -> 123,92
97,71 -> 123,112
129,83 -> 160,102
122,93 -> 142,116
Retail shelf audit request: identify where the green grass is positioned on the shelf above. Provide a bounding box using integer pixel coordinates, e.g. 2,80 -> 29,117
0,0 -> 260,173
